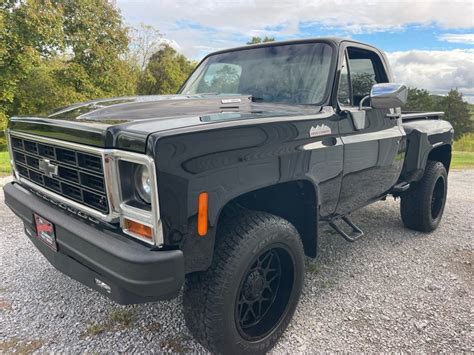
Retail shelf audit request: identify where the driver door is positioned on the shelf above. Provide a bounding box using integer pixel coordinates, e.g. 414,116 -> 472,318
335,45 -> 405,214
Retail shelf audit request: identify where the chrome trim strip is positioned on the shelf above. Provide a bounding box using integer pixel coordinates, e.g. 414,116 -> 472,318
7,130 -> 164,246
5,129 -> 15,178
301,137 -> 343,151
401,111 -> 444,119
340,126 -> 403,144
9,130 -> 109,154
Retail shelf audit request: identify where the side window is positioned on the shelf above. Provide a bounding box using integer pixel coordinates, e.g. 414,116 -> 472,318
347,48 -> 388,106
198,63 -> 242,94
337,55 -> 351,106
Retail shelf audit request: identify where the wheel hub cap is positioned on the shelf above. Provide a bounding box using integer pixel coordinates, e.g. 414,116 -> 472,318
235,247 -> 296,341
244,271 -> 265,299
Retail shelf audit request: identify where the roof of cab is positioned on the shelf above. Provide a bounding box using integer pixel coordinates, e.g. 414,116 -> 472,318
207,37 -> 376,56
204,37 -> 385,63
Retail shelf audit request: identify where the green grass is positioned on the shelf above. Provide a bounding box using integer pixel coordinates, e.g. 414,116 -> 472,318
452,133 -> 474,169
451,151 -> 474,169
453,133 -> 474,152
85,322 -> 107,336
0,151 -> 11,176
108,308 -> 136,327
305,261 -> 321,274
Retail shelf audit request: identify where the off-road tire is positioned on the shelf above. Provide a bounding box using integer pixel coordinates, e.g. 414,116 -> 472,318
183,210 -> 305,354
401,160 -> 448,232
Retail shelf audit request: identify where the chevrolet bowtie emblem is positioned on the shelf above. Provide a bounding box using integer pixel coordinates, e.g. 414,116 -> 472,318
38,159 -> 58,178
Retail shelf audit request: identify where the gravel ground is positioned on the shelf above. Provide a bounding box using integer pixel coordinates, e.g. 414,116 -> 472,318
0,170 -> 472,353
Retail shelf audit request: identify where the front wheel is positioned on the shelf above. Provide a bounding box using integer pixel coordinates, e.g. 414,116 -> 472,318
183,210 -> 305,354
400,160 -> 448,232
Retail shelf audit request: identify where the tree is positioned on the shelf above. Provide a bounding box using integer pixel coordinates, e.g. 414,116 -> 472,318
0,1 -> 64,113
405,88 -> 435,112
137,44 -> 195,95
405,87 -> 472,139
13,58 -> 99,116
435,89 -> 472,139
0,0 -> 64,143
0,0 -> 138,124
246,36 -> 275,45
198,64 -> 241,94
351,73 -> 375,100
62,0 -> 136,97
128,24 -> 163,71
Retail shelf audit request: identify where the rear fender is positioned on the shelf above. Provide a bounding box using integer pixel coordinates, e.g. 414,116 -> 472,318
401,120 -> 453,182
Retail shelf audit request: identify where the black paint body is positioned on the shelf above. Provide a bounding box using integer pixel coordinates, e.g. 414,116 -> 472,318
7,38 -> 454,277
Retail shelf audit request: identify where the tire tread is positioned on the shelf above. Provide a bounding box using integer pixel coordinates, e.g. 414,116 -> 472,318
183,210 -> 303,353
400,160 -> 447,232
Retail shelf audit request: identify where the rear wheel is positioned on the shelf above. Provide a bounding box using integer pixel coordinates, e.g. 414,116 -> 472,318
400,160 -> 448,232
183,210 -> 305,354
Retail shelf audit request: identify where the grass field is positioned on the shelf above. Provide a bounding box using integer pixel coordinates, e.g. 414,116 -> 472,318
0,151 -> 11,176
452,133 -> 474,169
453,133 -> 474,152
451,151 -> 474,169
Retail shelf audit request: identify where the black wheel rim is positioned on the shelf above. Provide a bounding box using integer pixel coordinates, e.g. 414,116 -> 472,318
235,246 -> 295,341
431,176 -> 445,220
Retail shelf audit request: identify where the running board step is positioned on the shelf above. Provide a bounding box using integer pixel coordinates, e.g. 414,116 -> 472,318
392,182 -> 410,193
329,216 -> 364,242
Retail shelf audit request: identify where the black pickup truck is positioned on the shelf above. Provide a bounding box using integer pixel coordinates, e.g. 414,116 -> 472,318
4,38 -> 453,353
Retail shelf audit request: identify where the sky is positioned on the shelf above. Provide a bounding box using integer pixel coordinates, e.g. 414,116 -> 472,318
116,0 -> 474,102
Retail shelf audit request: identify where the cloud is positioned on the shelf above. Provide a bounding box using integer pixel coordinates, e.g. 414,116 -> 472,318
116,0 -> 474,102
438,33 -> 474,44
117,0 -> 474,57
387,49 -> 474,102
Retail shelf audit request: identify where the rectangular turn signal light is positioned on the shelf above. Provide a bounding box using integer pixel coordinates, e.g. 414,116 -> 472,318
123,218 -> 152,240
198,192 -> 208,237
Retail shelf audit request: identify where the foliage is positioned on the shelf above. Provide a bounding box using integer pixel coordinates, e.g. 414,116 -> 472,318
14,58 -> 98,115
0,1 -> 195,149
453,133 -> 474,152
137,44 -> 195,95
62,0 -> 137,98
436,89 -> 472,139
128,24 -> 163,70
0,0 -> 64,130
247,36 -> 275,45
197,64 -> 241,94
404,88 -> 436,111
406,88 -> 473,139
0,0 -> 137,124
352,73 -> 375,100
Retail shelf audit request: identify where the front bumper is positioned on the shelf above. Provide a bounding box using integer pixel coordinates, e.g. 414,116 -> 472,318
3,182 -> 184,304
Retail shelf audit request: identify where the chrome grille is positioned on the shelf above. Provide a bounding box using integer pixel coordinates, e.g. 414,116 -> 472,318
10,136 -> 109,213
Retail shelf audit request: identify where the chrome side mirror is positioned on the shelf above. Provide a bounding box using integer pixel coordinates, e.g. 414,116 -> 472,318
348,83 -> 408,131
368,83 -> 408,109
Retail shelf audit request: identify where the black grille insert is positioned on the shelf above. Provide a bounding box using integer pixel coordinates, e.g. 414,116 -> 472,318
11,136 -> 109,214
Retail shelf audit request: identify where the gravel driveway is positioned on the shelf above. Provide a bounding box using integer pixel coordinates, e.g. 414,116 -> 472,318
1,170 -> 472,353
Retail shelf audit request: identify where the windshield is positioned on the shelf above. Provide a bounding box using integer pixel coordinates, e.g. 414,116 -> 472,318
181,43 -> 334,105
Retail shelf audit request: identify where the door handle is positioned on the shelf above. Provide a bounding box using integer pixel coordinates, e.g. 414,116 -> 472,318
321,137 -> 337,146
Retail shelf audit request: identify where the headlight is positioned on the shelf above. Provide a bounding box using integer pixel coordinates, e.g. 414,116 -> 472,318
135,165 -> 151,204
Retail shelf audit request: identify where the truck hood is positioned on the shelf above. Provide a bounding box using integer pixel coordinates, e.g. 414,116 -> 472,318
9,94 -> 319,153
